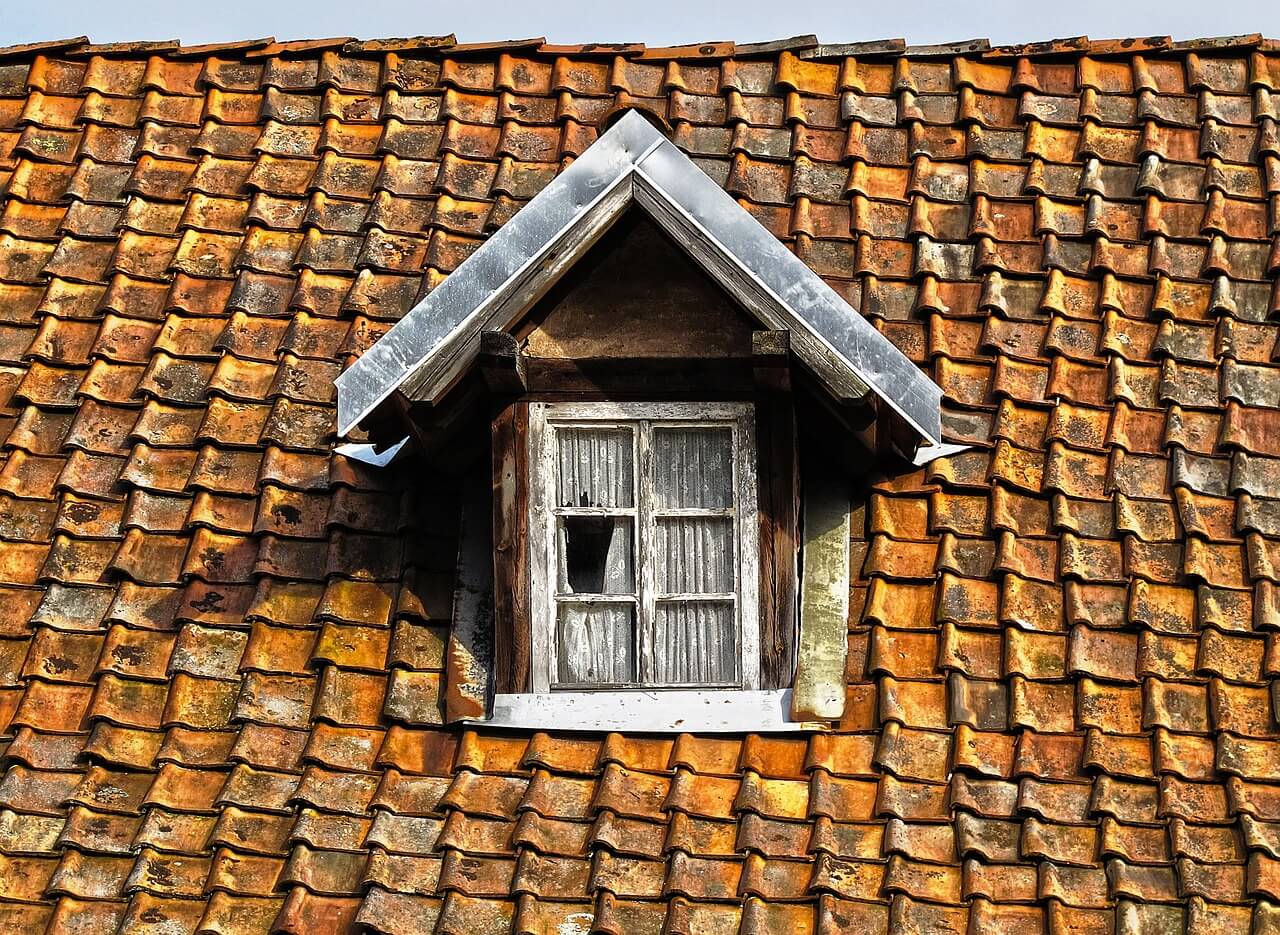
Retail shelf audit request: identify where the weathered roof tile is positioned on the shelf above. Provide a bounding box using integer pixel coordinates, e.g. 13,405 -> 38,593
2,29 -> 1280,931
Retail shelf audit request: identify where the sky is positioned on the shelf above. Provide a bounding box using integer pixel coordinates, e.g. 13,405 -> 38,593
4,0 -> 1279,48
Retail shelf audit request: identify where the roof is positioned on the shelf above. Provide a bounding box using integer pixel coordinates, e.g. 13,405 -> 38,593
0,29 -> 1277,935
335,111 -> 946,450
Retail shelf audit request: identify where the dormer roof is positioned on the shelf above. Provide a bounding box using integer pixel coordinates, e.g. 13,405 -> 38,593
336,111 -> 946,451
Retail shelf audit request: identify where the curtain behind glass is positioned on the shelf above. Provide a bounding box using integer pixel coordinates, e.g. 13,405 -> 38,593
554,426 -> 636,686
557,603 -> 635,685
650,427 -> 735,684
652,427 -> 732,509
653,601 -> 735,683
557,428 -> 633,508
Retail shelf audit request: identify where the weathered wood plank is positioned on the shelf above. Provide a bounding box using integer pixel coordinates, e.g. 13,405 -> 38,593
522,357 -> 757,397
521,213 -> 756,361
444,469 -> 494,720
757,394 -> 798,689
753,330 -> 798,689
491,402 -> 530,693
481,689 -> 822,732
791,464 -> 850,721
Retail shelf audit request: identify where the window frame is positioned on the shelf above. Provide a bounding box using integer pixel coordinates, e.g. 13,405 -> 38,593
527,400 -> 760,694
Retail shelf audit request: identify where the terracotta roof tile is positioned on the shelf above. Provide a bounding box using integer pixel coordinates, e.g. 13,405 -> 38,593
5,30 -> 1280,932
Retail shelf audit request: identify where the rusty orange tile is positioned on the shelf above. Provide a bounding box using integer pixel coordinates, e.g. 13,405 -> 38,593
0,35 -> 1279,930
517,733 -> 599,775
507,811 -> 588,858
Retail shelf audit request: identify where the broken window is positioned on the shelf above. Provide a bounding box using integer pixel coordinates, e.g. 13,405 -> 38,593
529,402 -> 759,692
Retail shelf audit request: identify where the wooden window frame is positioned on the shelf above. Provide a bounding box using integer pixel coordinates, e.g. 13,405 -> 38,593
477,375 -> 821,732
527,400 -> 760,694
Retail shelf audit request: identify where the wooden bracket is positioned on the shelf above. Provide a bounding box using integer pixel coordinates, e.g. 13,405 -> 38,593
752,329 -> 790,394
874,397 -> 897,459
392,381 -> 488,470
479,330 -> 527,396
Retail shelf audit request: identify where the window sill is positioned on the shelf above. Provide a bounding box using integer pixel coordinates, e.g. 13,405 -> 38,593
469,689 -> 825,733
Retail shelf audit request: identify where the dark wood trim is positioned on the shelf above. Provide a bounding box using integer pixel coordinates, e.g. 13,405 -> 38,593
444,469 -> 494,721
794,370 -> 879,480
874,398 -> 896,459
753,331 -> 799,690
523,356 -> 757,398
393,380 -> 489,474
491,401 -> 531,693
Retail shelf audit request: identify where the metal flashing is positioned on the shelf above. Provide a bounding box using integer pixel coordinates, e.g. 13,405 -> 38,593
335,110 -> 945,447
333,437 -> 410,467
912,441 -> 974,467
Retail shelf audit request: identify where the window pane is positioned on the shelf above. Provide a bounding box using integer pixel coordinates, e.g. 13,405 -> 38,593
653,427 -> 733,509
652,600 -> 736,684
556,428 -> 633,508
558,516 -> 634,594
654,517 -> 733,594
557,603 -> 635,685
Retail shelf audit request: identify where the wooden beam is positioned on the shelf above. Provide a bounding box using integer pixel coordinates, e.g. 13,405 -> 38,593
478,330 -> 527,395
523,356 -> 757,397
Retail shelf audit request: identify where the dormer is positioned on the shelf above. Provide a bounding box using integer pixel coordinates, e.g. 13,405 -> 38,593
336,111 -> 955,731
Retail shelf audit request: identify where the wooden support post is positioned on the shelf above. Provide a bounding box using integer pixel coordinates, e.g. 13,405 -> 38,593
491,402 -> 531,693
479,330 -> 527,396
753,330 -> 798,689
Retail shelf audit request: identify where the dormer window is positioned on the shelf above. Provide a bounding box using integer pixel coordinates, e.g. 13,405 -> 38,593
335,111 -> 954,731
528,402 -> 759,692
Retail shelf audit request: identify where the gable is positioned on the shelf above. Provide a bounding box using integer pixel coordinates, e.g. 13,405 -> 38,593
520,212 -> 757,361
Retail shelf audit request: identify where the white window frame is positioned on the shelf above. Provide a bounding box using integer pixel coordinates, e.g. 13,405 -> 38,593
527,400 -> 760,694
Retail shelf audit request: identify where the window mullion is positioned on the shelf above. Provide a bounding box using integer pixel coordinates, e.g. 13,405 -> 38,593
529,404 -> 554,693
637,419 -> 656,685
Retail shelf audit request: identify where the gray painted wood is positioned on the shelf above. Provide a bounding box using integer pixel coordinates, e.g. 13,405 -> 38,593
791,465 -> 851,721
480,689 -> 820,732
